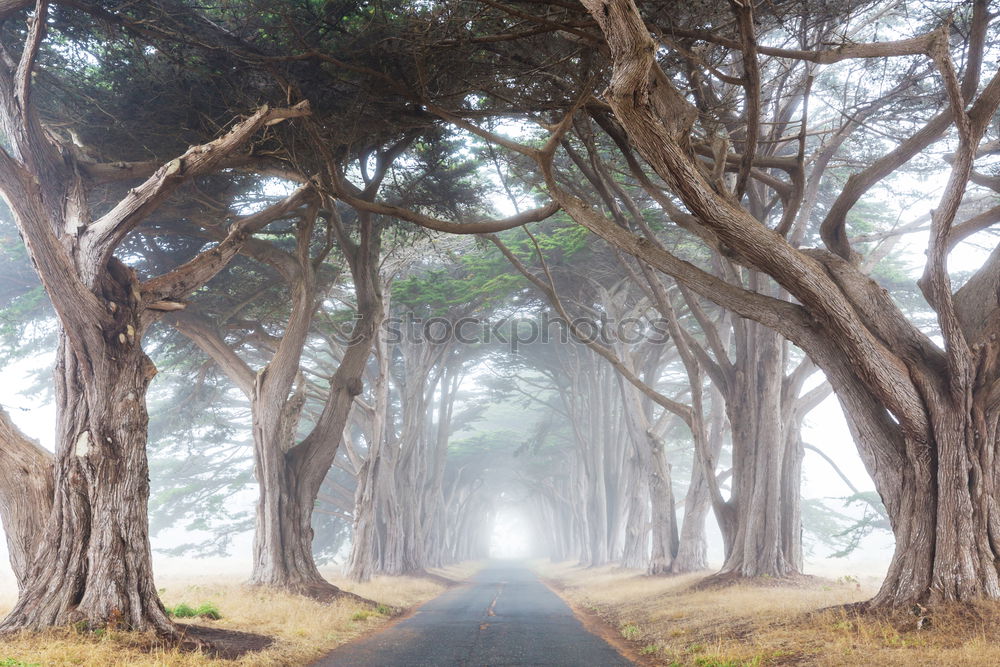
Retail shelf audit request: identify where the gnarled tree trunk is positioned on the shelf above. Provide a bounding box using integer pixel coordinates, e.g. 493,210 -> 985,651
843,364 -> 1000,607
1,317 -> 174,632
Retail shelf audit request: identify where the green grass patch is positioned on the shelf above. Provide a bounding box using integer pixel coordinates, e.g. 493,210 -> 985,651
166,602 -> 222,620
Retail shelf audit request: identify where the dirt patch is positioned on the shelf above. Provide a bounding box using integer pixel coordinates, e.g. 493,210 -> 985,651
177,625 -> 274,660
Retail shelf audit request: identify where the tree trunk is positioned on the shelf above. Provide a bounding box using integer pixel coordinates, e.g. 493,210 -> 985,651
718,325 -> 799,578
247,416 -> 329,596
671,456 -> 712,573
1,333 -> 174,633
0,408 -> 53,589
0,2 -> 311,628
647,440 -> 679,575
672,386 -> 727,574
780,428 -> 804,573
374,331 -> 450,575
576,0 -> 1000,605
620,458 -> 649,570
247,306 -> 380,598
854,380 -> 1000,607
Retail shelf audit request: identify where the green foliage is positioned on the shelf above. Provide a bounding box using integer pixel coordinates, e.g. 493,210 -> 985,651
620,623 -> 641,640
0,659 -> 42,667
165,602 -> 222,620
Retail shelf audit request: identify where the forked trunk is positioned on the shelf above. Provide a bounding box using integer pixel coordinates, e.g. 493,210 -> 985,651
1,333 -> 173,633
247,364 -> 375,600
248,438 -> 333,597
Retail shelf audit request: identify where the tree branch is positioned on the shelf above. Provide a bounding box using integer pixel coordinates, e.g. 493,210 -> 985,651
83,100 -> 311,262
729,0 -> 760,199
331,187 -> 559,234
170,312 -> 256,398
488,232 -> 692,422
13,0 -> 45,116
140,184 -> 314,310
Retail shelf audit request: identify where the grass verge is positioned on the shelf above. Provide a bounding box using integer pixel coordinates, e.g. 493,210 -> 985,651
534,561 -> 1000,666
0,562 -> 481,666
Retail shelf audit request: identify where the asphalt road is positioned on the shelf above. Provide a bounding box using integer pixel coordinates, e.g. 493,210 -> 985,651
313,561 -> 633,666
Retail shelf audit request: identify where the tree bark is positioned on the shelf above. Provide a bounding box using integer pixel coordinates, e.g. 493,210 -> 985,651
620,455 -> 649,570
1,323 -> 174,632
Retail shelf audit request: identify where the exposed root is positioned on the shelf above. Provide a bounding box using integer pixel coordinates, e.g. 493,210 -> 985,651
808,600 -> 1000,634
0,610 -> 180,639
815,599 -> 872,616
247,579 -> 382,608
690,570 -> 819,591
646,565 -> 712,577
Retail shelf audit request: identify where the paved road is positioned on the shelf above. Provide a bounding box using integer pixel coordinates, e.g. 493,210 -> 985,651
314,561 -> 632,666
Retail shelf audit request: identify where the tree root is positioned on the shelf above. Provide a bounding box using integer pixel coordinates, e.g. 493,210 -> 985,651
248,579 -> 382,608
690,570 -> 817,591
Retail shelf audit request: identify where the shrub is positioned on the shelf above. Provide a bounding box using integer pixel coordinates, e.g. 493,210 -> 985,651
166,602 -> 222,620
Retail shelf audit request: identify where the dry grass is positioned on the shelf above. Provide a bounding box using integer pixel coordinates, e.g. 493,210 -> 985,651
0,562 -> 481,667
535,561 -> 1000,666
